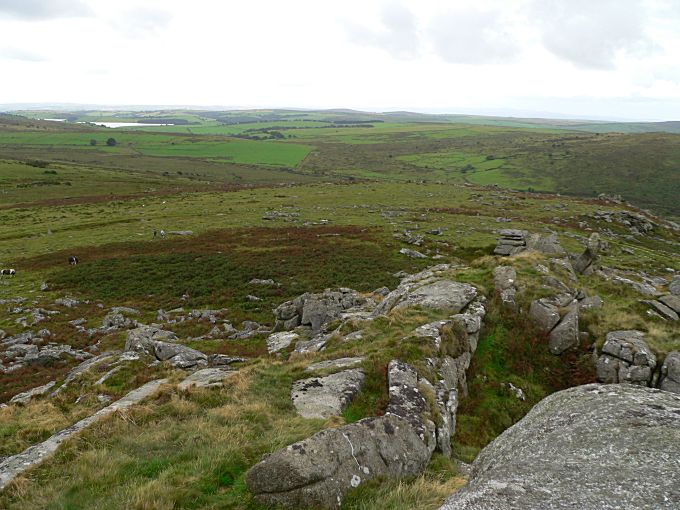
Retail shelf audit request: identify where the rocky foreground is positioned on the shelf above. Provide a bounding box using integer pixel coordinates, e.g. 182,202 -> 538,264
439,384 -> 680,510
1,227 -> 679,508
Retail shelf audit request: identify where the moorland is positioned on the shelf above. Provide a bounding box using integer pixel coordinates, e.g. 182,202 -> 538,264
0,109 -> 678,509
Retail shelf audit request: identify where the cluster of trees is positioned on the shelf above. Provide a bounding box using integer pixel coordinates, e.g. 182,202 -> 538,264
89,138 -> 118,146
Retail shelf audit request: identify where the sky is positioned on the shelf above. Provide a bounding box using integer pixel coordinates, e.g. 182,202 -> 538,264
1,0 -> 680,120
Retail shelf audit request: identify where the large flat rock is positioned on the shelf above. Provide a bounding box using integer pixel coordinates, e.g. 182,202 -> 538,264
291,369 -> 365,419
439,384 -> 680,510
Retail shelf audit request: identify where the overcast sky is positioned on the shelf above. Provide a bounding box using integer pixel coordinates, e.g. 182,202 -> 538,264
1,0 -> 680,120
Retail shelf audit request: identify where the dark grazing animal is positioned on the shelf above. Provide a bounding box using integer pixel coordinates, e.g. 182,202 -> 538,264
1,268 -> 16,277
68,256 -> 79,266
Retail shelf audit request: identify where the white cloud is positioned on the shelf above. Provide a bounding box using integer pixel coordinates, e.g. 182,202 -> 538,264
344,2 -> 420,60
427,5 -> 521,64
530,0 -> 654,69
0,45 -> 47,61
108,6 -> 172,38
0,0 -> 91,20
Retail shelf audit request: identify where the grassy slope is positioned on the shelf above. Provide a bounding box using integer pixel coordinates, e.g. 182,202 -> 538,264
1,111 -> 679,509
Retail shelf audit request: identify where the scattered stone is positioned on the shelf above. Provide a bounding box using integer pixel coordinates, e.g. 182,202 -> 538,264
578,295 -> 603,311
501,382 -> 526,401
125,326 -> 206,368
525,233 -> 565,255
670,275 -> 680,295
643,300 -> 679,321
660,294 -> 680,314
153,342 -> 208,369
246,295 -> 262,302
373,286 -> 390,297
209,354 -> 247,366
249,278 -> 280,287
528,299 -> 560,333
54,298 -> 79,308
493,266 -> 516,291
596,330 -> 656,386
373,266 -> 476,316
659,352 -> 680,394
612,275 -> 658,296
548,309 -> 579,355
39,282 -> 48,291
572,233 -> 605,275
305,357 -> 364,372
273,289 -> 366,333
293,333 -> 331,355
438,384 -> 680,510
266,331 -> 300,354
494,229 -> 527,256
399,247 -> 427,258
9,381 -> 56,405
178,368 -> 232,390
291,369 -> 365,419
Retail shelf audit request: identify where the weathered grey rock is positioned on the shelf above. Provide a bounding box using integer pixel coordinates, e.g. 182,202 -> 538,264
659,352 -> 680,394
578,295 -> 603,310
9,381 -> 56,405
110,306 -> 140,316
0,379 -> 167,491
528,299 -> 561,333
494,230 -> 528,256
640,299 -> 678,321
493,266 -> 516,291
572,233 -> 604,275
274,289 -> 365,333
396,279 -> 476,312
249,278 -> 280,286
50,351 -> 118,396
525,233 -> 565,255
124,326 -> 177,352
399,247 -> 427,258
125,326 -> 206,368
644,299 -> 679,321
660,294 -> 680,314
305,357 -> 364,372
542,275 -> 572,293
247,360 -> 437,508
153,342 -> 207,369
439,384 -> 680,510
294,334 -> 330,354
102,312 -> 136,330
548,309 -> 579,355
246,413 -> 430,509
54,297 -> 79,308
374,265 -> 475,316
177,368 -> 232,390
612,275 -> 658,296
291,369 -> 365,419
208,354 -> 246,366
670,275 -> 680,295
596,330 -> 657,386
266,331 -> 299,354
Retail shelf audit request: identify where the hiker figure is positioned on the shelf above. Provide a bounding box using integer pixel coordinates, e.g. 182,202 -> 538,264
153,229 -> 157,238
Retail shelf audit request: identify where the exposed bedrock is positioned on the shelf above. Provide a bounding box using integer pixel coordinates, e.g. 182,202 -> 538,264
438,384 -> 680,510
